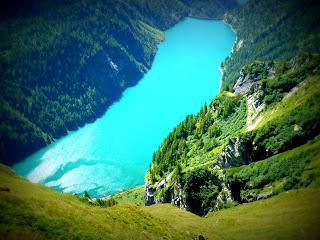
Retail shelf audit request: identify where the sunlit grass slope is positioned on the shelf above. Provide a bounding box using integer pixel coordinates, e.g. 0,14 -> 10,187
0,165 -> 186,240
112,186 -> 144,205
0,159 -> 320,239
144,139 -> 320,239
145,187 -> 320,240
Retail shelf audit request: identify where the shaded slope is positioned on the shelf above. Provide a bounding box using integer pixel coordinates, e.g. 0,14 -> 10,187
0,0 -> 237,165
221,0 -> 320,91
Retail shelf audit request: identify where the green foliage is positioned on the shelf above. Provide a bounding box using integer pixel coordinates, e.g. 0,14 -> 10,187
252,73 -> 320,158
83,191 -> 90,199
0,0 -> 236,164
181,0 -> 237,18
221,0 -> 320,91
215,94 -> 247,140
226,138 -> 320,202
264,53 -> 320,105
181,167 -> 221,215
94,198 -> 118,208
111,186 -> 144,205
149,93 -> 247,182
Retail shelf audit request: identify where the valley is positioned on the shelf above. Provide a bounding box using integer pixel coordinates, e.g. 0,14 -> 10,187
12,18 -> 235,197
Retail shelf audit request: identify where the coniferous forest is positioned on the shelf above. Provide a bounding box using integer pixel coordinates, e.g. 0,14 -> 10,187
0,0 -> 237,165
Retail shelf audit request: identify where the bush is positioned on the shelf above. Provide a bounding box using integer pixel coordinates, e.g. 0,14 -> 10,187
95,198 -> 118,207
226,139 -> 320,202
181,168 -> 221,216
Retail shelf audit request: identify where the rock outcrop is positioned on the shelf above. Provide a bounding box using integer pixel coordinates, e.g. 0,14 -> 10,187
217,137 -> 252,168
241,190 -> 273,203
145,135 -> 256,210
233,61 -> 276,131
233,62 -> 275,94
144,184 -> 156,206
144,62 -> 279,212
144,178 -> 187,208
170,180 -> 187,209
246,82 -> 266,131
214,182 -> 233,210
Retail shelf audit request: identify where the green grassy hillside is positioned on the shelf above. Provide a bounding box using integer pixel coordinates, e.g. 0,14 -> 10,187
111,186 -> 144,205
0,163 -> 319,239
145,187 -> 320,240
0,164 -> 186,240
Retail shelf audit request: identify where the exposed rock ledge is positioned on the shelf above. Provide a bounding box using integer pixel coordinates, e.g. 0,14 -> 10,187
144,172 -> 187,208
233,62 -> 275,94
233,62 -> 276,131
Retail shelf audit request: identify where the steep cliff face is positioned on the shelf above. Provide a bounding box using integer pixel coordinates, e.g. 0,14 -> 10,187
145,171 -> 187,208
233,62 -> 275,94
144,136 -> 249,210
246,83 -> 266,131
144,178 -> 187,209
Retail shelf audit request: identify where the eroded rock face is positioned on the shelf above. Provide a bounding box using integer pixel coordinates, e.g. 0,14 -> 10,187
246,82 -> 266,131
214,182 -> 233,210
233,69 -> 260,94
144,184 -> 156,206
144,179 -> 166,206
233,62 -> 276,131
170,180 -> 187,209
233,62 -> 275,94
241,190 -> 273,203
241,191 -> 257,203
144,178 -> 187,208
217,137 -> 252,168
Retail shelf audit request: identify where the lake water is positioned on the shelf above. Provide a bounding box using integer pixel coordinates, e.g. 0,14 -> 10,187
13,18 -> 235,197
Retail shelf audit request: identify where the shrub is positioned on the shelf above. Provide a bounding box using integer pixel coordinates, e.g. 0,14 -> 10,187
181,168 -> 221,216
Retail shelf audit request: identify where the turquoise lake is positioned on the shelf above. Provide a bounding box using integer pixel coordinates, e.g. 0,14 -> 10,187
13,18 -> 235,197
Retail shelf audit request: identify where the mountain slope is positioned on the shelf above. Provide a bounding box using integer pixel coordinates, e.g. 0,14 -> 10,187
0,164 -> 187,240
145,51 -> 320,214
0,0 -> 237,165
145,187 -> 320,240
143,0 -> 320,216
221,0 -> 320,91
0,163 -> 319,239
